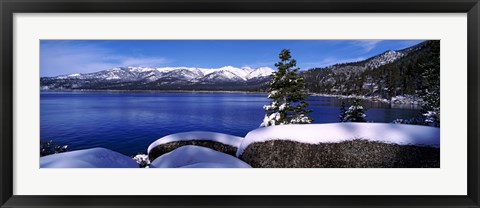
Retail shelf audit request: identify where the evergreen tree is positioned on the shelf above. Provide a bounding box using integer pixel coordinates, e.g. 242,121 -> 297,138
419,41 -> 440,127
260,49 -> 313,127
420,66 -> 440,127
342,99 -> 367,122
339,101 -> 348,122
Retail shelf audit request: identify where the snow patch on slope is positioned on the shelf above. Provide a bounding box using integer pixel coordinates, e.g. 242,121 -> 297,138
246,67 -> 275,79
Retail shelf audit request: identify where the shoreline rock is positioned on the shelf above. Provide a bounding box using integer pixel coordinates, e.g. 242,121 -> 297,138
240,139 -> 439,168
148,140 -> 238,161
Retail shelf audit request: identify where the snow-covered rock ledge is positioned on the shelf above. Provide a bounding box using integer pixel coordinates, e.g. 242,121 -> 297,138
237,123 -> 439,156
147,131 -> 244,160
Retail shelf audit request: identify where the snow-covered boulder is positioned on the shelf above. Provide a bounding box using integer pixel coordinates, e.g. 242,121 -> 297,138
237,123 -> 440,156
237,123 -> 440,168
149,145 -> 251,168
40,148 -> 139,168
147,131 -> 243,160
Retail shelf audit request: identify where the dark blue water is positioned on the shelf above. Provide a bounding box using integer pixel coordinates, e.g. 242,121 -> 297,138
40,91 -> 420,156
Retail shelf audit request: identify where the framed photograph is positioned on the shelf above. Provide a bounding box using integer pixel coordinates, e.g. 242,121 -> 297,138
1,0 -> 479,207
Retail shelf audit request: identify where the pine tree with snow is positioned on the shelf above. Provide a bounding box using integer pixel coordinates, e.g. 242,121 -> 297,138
260,49 -> 313,127
342,99 -> 367,122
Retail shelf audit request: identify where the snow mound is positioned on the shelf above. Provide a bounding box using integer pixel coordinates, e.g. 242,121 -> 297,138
147,131 -> 244,154
237,123 -> 440,156
180,162 -> 250,168
150,145 -> 251,168
40,148 -> 138,168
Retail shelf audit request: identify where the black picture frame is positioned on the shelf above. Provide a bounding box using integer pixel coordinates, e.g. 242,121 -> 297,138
1,0 -> 479,207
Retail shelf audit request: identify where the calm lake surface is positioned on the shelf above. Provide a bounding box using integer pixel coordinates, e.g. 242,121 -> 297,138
40,91 -> 421,156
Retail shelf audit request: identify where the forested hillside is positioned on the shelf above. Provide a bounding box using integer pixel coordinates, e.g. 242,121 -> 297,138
302,40 -> 440,100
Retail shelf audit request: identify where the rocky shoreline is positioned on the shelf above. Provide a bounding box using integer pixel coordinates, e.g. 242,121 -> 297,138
40,123 -> 440,168
311,93 -> 424,106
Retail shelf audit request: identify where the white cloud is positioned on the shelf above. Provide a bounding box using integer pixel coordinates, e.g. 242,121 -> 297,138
352,40 -> 383,52
301,56 -> 366,69
121,57 -> 170,67
40,41 -> 171,77
398,40 -> 425,49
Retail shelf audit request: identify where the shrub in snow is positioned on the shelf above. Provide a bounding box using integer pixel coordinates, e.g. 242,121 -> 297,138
240,139 -> 439,168
40,147 -> 138,168
423,109 -> 440,127
339,99 -> 367,122
391,117 -> 424,125
150,145 -> 251,168
260,49 -> 312,127
147,131 -> 242,161
40,140 -> 68,156
132,154 -> 150,168
392,118 -> 410,124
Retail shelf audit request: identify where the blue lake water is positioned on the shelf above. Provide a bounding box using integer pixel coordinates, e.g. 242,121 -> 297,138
40,91 -> 421,156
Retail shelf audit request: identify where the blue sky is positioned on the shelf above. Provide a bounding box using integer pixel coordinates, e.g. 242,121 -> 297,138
40,40 -> 424,77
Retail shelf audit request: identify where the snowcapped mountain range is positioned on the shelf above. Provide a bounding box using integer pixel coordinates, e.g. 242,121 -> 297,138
53,66 -> 274,83
41,66 -> 275,91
